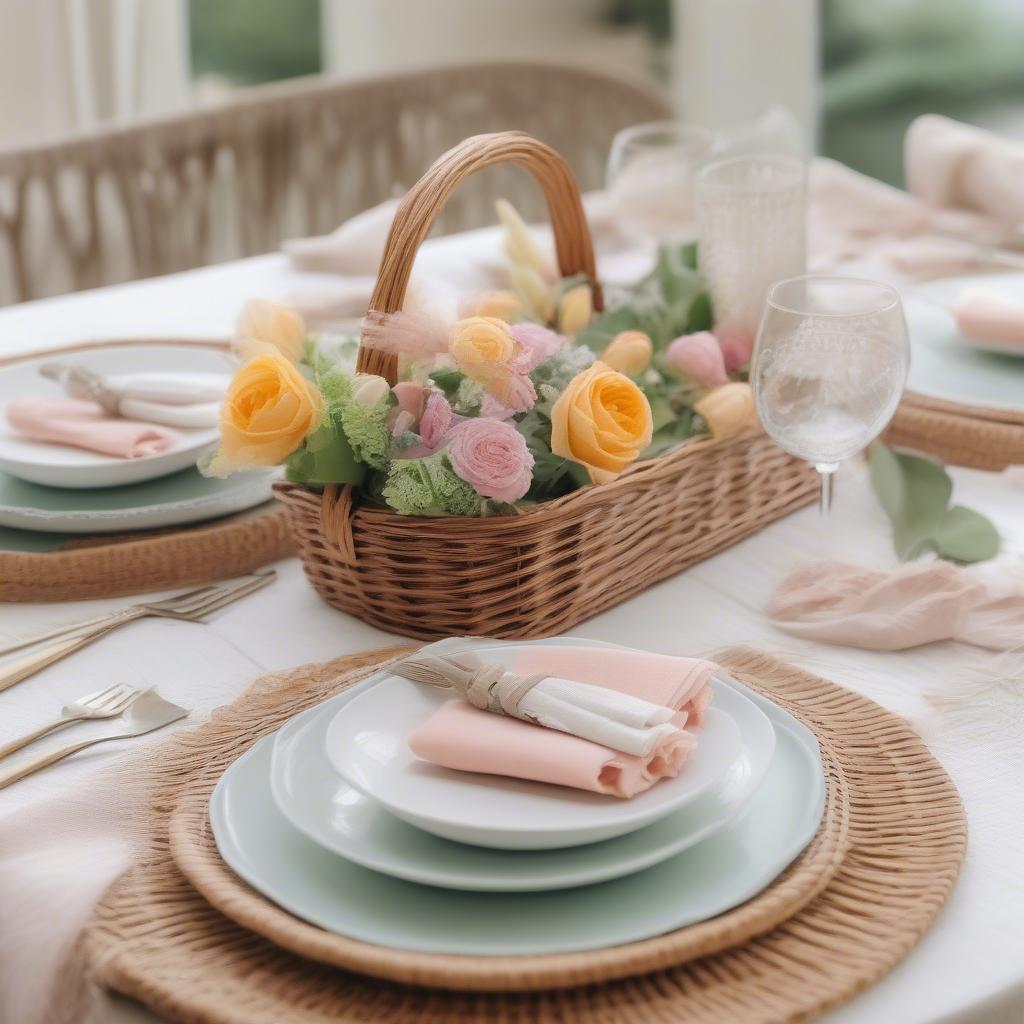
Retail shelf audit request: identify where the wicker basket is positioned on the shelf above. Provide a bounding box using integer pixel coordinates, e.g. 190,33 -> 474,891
275,131 -> 818,639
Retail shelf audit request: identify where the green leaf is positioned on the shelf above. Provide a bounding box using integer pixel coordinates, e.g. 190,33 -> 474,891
925,505 -> 1002,563
868,443 -> 999,563
285,417 -> 365,487
574,307 -> 643,354
685,291 -> 713,333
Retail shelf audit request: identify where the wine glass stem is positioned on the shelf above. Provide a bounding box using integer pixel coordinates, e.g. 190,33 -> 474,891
815,462 -> 839,515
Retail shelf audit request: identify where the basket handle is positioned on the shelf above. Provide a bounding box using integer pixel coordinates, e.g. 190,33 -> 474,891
356,131 -> 603,384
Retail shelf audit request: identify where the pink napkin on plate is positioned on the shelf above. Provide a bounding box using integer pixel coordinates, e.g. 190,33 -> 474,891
953,289 -> 1024,350
408,646 -> 716,799
5,398 -> 180,459
768,560 -> 1024,651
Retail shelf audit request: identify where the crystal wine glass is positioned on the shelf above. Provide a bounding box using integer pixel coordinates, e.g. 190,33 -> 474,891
606,121 -> 718,248
750,275 -> 911,513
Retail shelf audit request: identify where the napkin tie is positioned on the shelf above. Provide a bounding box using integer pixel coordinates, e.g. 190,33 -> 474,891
392,653 -> 547,717
393,652 -> 690,758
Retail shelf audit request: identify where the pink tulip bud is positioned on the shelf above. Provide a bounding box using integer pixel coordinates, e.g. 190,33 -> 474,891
665,332 -> 728,388
716,327 -> 755,373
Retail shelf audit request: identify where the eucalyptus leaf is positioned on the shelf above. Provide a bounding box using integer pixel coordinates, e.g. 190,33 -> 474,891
868,443 -> 999,563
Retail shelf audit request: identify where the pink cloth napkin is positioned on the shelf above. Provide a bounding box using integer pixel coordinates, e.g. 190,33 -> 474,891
768,561 -> 1024,652
906,114 -> 1024,225
408,647 -> 716,798
953,289 -> 1024,350
5,398 -> 179,459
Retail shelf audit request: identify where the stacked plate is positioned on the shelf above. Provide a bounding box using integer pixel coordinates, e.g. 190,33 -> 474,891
211,639 -> 827,956
0,343 -> 276,541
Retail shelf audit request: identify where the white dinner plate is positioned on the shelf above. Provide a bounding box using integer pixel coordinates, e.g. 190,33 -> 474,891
324,661 -> 743,851
0,344 -> 234,488
0,466 -> 279,533
271,668 -> 774,891
906,274 -> 1024,409
210,687 -> 823,955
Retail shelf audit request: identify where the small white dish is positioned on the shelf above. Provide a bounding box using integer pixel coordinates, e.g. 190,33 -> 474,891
272,668 -> 774,891
0,344 -> 234,488
324,651 -> 742,851
210,676 -> 824,955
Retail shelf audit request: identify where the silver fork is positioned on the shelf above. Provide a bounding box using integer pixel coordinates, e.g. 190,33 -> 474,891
0,683 -> 143,761
0,570 -> 275,656
0,689 -> 189,790
0,571 -> 274,693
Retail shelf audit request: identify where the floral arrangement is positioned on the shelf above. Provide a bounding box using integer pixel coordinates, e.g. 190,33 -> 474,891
202,201 -> 760,516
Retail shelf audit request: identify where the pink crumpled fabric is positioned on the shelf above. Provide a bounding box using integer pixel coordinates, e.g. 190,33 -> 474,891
768,560 -> 1024,652
6,398 -> 179,459
408,646 -> 716,798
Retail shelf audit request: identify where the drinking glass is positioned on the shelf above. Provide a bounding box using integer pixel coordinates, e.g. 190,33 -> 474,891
695,155 -> 806,341
606,121 -> 718,247
751,275 -> 911,513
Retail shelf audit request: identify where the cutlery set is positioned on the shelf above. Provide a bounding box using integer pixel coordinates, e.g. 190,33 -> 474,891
0,570 -> 275,787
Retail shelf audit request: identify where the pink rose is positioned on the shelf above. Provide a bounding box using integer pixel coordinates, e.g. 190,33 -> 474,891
447,418 -> 534,503
419,390 -> 453,449
480,394 -> 515,421
716,327 -> 755,373
509,323 -> 564,373
391,381 -> 426,420
665,332 -> 728,388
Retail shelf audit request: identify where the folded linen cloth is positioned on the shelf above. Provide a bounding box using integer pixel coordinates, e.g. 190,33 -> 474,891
408,646 -> 716,798
906,113 -> 1024,226
768,560 -> 1024,651
5,398 -> 180,459
953,289 -> 1024,350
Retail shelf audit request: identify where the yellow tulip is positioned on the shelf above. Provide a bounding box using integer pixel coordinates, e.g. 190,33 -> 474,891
550,361 -> 653,484
695,382 -> 761,440
208,352 -> 323,475
557,284 -> 593,337
462,290 -> 523,322
233,299 -> 306,362
600,330 -> 653,376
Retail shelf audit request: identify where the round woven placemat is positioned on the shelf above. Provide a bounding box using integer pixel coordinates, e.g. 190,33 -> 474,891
78,646 -> 966,1024
0,339 -> 295,601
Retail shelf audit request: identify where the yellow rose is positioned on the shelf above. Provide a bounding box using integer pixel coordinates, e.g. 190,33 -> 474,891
600,330 -> 653,376
551,361 -> 653,484
557,284 -> 593,336
212,352 -> 323,473
449,316 -> 516,375
510,265 -> 555,324
233,299 -> 306,362
461,290 -> 523,322
695,382 -> 760,440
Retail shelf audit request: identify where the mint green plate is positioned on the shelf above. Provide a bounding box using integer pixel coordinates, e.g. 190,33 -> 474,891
210,674 -> 824,955
907,273 -> 1024,410
0,466 -> 278,534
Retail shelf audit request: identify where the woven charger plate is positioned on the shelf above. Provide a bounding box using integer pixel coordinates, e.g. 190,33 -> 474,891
0,339 -> 295,601
81,646 -> 966,1024
888,391 -> 1024,470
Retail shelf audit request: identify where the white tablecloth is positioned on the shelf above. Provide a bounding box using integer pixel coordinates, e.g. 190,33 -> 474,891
1,246 -> 1023,1024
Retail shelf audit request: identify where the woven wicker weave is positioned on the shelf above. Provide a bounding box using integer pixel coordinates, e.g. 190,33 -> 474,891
275,132 -> 818,640
0,340 -> 295,601
888,391 -> 1024,470
76,646 -> 966,1024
